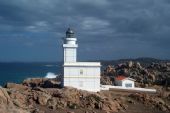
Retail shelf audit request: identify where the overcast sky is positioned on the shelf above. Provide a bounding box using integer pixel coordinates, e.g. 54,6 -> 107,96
0,0 -> 170,62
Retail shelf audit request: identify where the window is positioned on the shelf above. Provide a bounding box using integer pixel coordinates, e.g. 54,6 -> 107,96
125,83 -> 132,88
80,69 -> 83,75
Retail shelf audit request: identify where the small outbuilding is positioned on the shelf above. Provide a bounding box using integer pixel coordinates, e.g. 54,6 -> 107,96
115,76 -> 135,88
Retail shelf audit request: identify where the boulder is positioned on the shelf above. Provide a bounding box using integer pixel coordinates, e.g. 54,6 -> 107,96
101,75 -> 113,85
0,88 -> 12,105
9,90 -> 31,109
128,61 -> 133,68
37,92 -> 51,106
42,79 -> 60,88
136,62 -> 142,69
23,78 -> 61,88
32,108 -> 45,113
5,83 -> 29,90
0,88 -> 29,113
23,78 -> 46,87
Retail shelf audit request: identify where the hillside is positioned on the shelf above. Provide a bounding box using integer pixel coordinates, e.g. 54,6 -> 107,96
100,57 -> 170,67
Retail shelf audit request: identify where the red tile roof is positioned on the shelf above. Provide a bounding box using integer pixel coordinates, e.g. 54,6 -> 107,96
115,76 -> 127,80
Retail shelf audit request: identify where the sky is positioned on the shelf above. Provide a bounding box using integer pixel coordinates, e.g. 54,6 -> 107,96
0,0 -> 170,62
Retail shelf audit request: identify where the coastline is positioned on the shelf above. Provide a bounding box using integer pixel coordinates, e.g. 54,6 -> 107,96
0,60 -> 169,113
0,77 -> 168,113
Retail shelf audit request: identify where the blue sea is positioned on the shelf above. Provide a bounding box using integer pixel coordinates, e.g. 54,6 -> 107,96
0,62 -> 62,86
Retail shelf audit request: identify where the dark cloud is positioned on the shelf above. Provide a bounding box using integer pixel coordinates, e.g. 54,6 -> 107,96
0,0 -> 170,61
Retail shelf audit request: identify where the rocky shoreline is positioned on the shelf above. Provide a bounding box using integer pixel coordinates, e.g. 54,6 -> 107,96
0,79 -> 127,113
0,61 -> 170,113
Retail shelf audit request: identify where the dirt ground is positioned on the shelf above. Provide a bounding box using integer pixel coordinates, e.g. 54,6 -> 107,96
36,89 -> 168,113
37,101 -> 165,113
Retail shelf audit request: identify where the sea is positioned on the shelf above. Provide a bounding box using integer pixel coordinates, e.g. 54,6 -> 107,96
0,62 -> 62,86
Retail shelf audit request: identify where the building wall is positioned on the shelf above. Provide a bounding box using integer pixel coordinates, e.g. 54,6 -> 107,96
64,48 -> 77,62
115,80 -> 122,86
115,79 -> 135,88
122,80 -> 134,88
63,66 -> 100,92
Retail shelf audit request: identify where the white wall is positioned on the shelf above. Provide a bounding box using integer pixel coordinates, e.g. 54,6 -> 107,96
101,85 -> 156,93
115,79 -> 135,88
64,66 -> 100,77
64,48 -> 77,62
122,80 -> 135,88
63,66 -> 100,92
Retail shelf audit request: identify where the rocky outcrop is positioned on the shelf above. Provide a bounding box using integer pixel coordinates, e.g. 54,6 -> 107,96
0,87 -> 29,113
0,87 -> 12,105
100,75 -> 113,85
0,78 -> 128,113
101,61 -> 170,87
5,82 -> 29,90
22,78 -> 45,87
23,78 -> 61,88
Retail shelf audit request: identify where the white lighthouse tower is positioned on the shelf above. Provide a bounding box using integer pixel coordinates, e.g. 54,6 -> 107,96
63,28 -> 78,63
62,28 -> 101,92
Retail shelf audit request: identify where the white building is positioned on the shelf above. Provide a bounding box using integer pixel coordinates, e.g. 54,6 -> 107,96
115,76 -> 135,88
62,28 -> 101,92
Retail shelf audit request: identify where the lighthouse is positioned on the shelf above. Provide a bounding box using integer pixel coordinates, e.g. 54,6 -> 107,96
63,28 -> 78,63
62,28 -> 101,92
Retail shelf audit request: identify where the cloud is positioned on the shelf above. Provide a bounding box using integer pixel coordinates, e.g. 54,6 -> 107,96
0,0 -> 170,61
81,17 -> 110,30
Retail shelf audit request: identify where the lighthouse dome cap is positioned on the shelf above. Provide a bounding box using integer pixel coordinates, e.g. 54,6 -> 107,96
66,28 -> 74,34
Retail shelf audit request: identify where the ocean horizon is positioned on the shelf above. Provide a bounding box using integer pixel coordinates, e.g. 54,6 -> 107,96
0,62 -> 62,86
